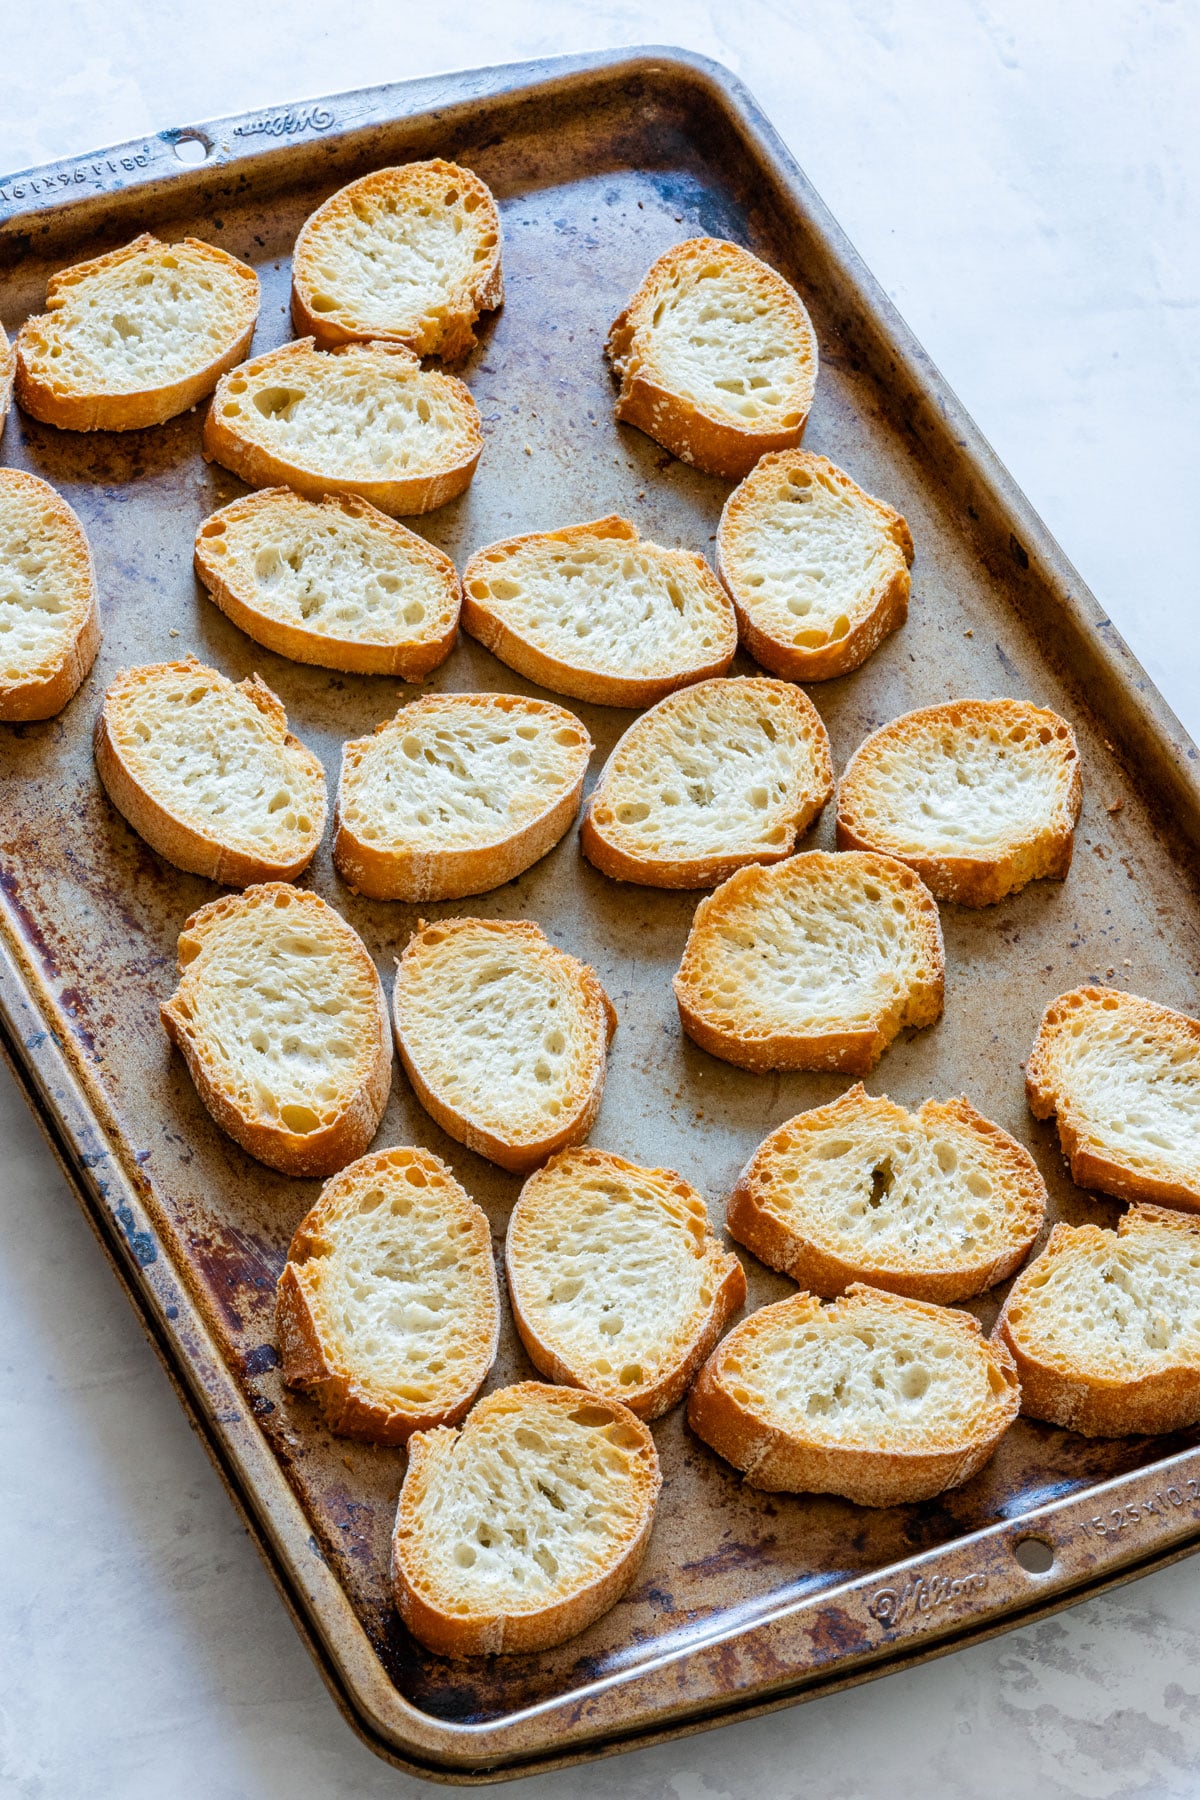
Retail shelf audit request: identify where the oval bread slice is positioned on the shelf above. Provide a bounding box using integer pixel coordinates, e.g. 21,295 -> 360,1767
505,1147 -> 747,1419
688,1285 -> 1020,1506
1,468 -> 101,721
716,451 -> 913,681
461,515 -> 737,707
202,338 -> 483,517
0,323 -> 14,434
581,675 -> 832,887
392,917 -> 616,1174
292,160 -> 503,359
334,691 -> 591,901
727,1084 -> 1046,1305
1026,987 -> 1200,1210
391,1382 -> 661,1655
605,238 -> 818,479
674,850 -> 944,1075
15,233 -> 259,431
276,1144 -> 500,1444
994,1204 -> 1200,1436
837,699 -> 1082,906
94,658 -> 327,885
161,883 -> 391,1176
193,488 -> 460,678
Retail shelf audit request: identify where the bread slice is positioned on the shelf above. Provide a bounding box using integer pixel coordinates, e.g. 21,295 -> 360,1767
674,850 -> 944,1075
580,675 -> 832,888
94,658 -> 327,885
334,691 -> 591,901
727,1085 -> 1046,1305
995,1205 -> 1200,1436
14,233 -> 259,431
161,883 -> 391,1177
391,1382 -> 660,1655
505,1147 -> 747,1419
291,160 -> 503,360
688,1285 -> 1020,1506
0,323 -> 14,435
1026,987 -> 1200,1210
461,516 -> 737,707
0,468 -> 101,721
392,917 -> 616,1174
837,700 -> 1082,907
193,488 -> 460,679
605,238 -> 818,479
202,338 -> 482,517
716,451 -> 913,681
276,1144 -> 500,1445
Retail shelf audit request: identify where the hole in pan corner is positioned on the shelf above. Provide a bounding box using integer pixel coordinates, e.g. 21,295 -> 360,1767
1012,1534 -> 1055,1576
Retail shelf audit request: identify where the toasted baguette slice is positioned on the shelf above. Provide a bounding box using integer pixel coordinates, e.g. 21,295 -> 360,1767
1026,987 -> 1200,1210
716,452 -> 913,681
392,1382 -> 660,1655
505,1147 -> 747,1419
94,658 -> 327,885
292,160 -> 503,359
203,339 -> 482,517
193,488 -> 460,678
392,918 -> 616,1174
688,1285 -> 1020,1505
0,469 -> 101,721
837,700 -> 1082,906
581,676 -> 832,888
334,692 -> 591,901
728,1085 -> 1046,1305
674,850 -> 944,1075
605,238 -> 818,479
276,1145 -> 500,1444
161,883 -> 391,1177
0,323 -> 13,434
15,233 -> 259,431
461,516 -> 736,707
995,1205 -> 1200,1436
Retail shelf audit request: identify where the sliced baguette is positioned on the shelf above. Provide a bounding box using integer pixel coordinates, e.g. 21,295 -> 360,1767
580,675 -> 832,888
461,515 -> 736,707
994,1204 -> 1200,1436
276,1144 -> 499,1444
605,238 -> 818,479
674,850 -> 944,1075
716,451 -> 913,681
392,917 -> 616,1174
161,883 -> 391,1177
14,233 -> 259,431
202,338 -> 483,517
334,691 -> 591,901
292,160 -> 503,360
837,700 -> 1082,906
1026,987 -> 1200,1211
688,1285 -> 1020,1505
0,468 -> 101,721
94,658 -> 327,885
193,487 -> 460,678
391,1381 -> 660,1656
505,1147 -> 746,1419
727,1084 -> 1046,1305
0,322 -> 14,433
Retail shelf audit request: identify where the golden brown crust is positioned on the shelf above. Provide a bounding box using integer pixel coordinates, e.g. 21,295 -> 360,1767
0,323 -> 14,435
193,489 -> 461,679
0,469 -> 101,721
14,234 -> 259,431
836,700 -> 1082,906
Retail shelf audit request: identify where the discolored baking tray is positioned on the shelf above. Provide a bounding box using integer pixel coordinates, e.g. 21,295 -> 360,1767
4,46 -> 1200,1782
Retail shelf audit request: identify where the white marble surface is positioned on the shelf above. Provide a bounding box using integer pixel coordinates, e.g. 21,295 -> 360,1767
2,4 -> 1199,1795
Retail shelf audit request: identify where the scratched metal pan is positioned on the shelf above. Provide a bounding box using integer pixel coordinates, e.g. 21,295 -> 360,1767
3,45 -> 1200,1782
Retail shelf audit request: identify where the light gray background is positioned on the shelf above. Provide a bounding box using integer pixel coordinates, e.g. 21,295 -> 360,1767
2,4 -> 1198,1796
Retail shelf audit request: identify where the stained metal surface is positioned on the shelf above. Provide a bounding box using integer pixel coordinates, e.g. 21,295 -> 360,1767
3,47 -> 1200,1781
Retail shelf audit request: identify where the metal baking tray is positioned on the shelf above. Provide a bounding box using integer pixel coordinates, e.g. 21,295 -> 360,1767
4,46 -> 1200,1783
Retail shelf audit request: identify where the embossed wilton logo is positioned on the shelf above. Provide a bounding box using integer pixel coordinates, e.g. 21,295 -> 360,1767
868,1570 -> 986,1629
233,108 -> 335,140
